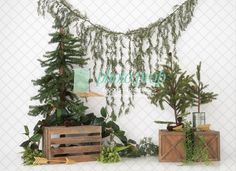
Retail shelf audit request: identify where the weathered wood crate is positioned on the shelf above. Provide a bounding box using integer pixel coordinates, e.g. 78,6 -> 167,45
196,131 -> 220,161
159,130 -> 185,162
159,130 -> 220,162
43,126 -> 102,163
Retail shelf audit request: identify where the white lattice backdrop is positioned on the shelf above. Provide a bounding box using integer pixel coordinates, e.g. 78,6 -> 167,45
0,0 -> 235,170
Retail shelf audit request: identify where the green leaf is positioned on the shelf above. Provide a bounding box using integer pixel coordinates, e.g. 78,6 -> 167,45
20,140 -> 30,148
100,107 -> 107,118
56,109 -> 62,123
154,121 -> 175,124
93,117 -> 105,125
114,145 -> 131,152
114,130 -> 127,144
82,113 -> 96,125
107,121 -> 120,132
24,125 -> 29,136
29,134 -> 41,142
127,139 -> 137,144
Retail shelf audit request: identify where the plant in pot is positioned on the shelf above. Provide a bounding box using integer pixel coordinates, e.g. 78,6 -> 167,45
190,62 -> 217,128
148,53 -> 193,131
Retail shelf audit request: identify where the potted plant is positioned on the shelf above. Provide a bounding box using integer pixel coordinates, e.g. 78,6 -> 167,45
148,53 -> 193,131
190,62 -> 218,128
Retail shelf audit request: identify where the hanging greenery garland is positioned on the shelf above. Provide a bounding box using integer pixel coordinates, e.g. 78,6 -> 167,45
37,0 -> 198,119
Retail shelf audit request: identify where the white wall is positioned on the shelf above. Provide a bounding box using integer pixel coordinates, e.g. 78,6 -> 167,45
0,0 -> 235,170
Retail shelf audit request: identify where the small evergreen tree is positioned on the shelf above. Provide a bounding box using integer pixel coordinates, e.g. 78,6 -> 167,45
21,18 -> 88,151
191,62 -> 217,113
149,53 -> 193,124
29,18 -> 88,125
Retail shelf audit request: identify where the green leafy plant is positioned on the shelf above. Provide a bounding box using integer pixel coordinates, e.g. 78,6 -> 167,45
84,107 -> 136,146
20,125 -> 41,152
138,137 -> 158,156
149,53 -> 193,125
98,145 -> 130,163
119,144 -> 141,158
191,62 -> 217,113
70,106 -> 140,158
21,125 -> 44,165
21,147 -> 44,165
183,122 -> 209,164
85,107 -> 141,158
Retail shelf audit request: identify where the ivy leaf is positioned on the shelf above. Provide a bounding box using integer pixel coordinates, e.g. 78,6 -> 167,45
93,117 -> 105,125
24,125 -> 29,136
107,121 -> 120,132
100,107 -> 107,118
82,113 -> 96,125
128,139 -> 137,144
114,130 -> 127,144
20,140 -> 30,148
29,134 -> 41,142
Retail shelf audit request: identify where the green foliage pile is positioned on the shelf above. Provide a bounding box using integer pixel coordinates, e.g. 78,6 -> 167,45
21,147 -> 44,165
98,145 -> 131,163
138,137 -> 158,156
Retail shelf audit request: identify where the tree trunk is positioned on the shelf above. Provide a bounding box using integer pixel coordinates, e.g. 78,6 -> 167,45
59,28 -> 65,108
57,27 -> 66,124
174,108 -> 177,124
197,83 -> 201,113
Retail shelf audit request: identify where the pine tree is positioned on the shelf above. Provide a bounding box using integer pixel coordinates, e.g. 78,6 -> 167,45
191,62 -> 217,113
29,18 -> 88,126
149,53 -> 193,124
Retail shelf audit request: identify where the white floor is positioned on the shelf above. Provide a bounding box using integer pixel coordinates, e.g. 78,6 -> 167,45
10,155 -> 236,171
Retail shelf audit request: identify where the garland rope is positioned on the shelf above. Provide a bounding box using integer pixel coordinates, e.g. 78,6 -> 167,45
37,0 -> 198,119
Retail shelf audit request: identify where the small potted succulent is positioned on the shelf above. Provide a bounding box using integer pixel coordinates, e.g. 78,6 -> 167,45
190,62 -> 218,128
149,53 -> 193,131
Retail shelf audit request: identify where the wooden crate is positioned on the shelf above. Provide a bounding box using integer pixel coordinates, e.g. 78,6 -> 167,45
159,130 -> 220,162
196,131 -> 220,161
43,126 -> 102,163
159,130 -> 185,162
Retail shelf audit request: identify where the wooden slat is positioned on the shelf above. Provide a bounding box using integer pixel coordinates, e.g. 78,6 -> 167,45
51,135 -> 101,144
45,126 -> 101,135
51,145 -> 101,155
43,127 -> 52,159
50,154 -> 99,163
